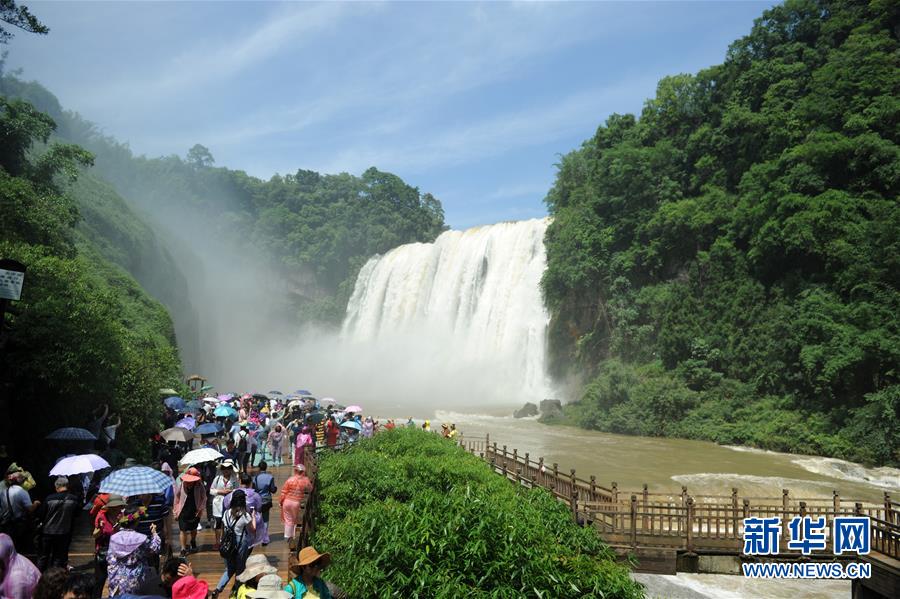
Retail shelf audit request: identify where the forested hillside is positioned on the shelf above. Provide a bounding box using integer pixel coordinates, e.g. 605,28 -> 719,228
543,0 -> 899,465
0,95 -> 184,460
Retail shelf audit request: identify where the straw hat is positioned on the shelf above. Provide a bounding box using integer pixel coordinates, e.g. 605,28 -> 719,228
237,554 -> 277,582
290,546 -> 331,575
248,574 -> 291,598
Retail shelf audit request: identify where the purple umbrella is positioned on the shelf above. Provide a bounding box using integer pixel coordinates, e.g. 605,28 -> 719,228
174,416 -> 196,431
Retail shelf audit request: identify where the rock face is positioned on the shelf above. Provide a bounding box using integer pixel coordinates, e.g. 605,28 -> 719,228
539,399 -> 563,417
513,402 -> 539,419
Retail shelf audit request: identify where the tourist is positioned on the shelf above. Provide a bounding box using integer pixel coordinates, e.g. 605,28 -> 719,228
406,417 -> 415,428
61,571 -> 93,599
36,476 -> 80,571
284,546 -> 332,599
212,490 -> 256,598
362,418 -> 374,439
106,505 -> 161,596
422,420 -> 431,432
0,464 -> 40,550
160,555 -> 191,590
237,429 -> 250,473
252,462 -> 277,526
279,464 -> 311,540
172,573 -> 208,599
324,419 -> 339,449
251,574 -> 292,598
267,425 -> 285,467
440,423 -> 449,438
224,473 -> 268,548
92,495 -> 125,598
33,566 -> 67,599
385,419 -> 396,431
294,426 -> 313,468
210,460 -> 237,550
0,533 -> 40,599
222,439 -> 238,464
448,424 -> 459,440
248,428 -> 259,469
234,554 -> 276,599
173,467 -> 206,557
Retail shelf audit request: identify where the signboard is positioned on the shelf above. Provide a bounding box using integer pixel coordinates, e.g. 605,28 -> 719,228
0,260 -> 26,301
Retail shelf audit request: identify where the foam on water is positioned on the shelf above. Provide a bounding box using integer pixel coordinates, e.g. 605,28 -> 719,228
672,472 -> 838,498
790,457 -> 900,490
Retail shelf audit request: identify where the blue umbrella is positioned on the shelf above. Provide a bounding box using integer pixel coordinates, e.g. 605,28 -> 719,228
99,466 -> 173,496
268,390 -> 283,395
340,420 -> 362,431
164,396 -> 185,410
185,399 -> 204,410
214,405 -> 238,419
195,422 -> 223,436
295,389 -> 312,396
46,427 -> 97,441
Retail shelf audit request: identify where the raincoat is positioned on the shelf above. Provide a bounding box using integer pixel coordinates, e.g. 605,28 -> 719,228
294,430 -> 313,467
0,533 -> 40,599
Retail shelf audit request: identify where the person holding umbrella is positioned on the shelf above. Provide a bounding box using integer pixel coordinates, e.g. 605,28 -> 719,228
173,467 -> 206,557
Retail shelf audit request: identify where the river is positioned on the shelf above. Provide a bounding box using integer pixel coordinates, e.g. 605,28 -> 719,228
357,402 -> 898,599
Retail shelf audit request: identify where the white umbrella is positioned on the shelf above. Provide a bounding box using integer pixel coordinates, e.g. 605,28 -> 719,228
288,400 -> 303,409
179,447 -> 224,466
49,454 -> 110,477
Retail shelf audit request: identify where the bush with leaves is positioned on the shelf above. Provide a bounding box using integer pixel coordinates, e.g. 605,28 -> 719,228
311,429 -> 643,598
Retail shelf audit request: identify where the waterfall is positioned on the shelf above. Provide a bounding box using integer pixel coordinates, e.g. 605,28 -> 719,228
342,218 -> 553,405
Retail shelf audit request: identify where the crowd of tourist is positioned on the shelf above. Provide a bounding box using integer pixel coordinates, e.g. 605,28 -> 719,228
0,390 -> 462,598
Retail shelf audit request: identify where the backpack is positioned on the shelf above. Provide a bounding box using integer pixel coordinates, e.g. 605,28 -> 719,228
218,511 -> 243,559
238,437 -> 248,453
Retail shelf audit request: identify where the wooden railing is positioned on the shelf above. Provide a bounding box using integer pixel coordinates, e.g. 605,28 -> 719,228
460,435 -> 900,561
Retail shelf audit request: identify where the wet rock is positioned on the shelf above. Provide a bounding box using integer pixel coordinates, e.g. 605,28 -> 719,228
539,399 -> 563,417
513,402 -> 539,418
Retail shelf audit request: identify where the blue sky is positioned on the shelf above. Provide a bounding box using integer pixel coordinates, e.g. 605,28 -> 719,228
9,1 -> 773,229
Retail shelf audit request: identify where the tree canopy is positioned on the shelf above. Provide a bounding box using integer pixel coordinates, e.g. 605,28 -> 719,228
543,0 -> 899,465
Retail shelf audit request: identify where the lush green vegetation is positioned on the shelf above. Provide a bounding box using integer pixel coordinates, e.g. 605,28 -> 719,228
0,93 -> 183,461
542,0 -> 899,465
311,429 -> 643,598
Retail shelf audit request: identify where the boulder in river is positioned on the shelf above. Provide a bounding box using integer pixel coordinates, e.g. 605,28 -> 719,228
513,402 -> 539,419
539,399 -> 563,417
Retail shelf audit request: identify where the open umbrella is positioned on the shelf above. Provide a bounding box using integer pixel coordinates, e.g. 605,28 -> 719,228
46,427 -> 97,441
195,422 -> 223,436
214,405 -> 238,419
185,399 -> 204,410
160,427 -> 194,443
268,390 -> 283,395
344,405 -> 363,414
287,400 -> 304,409
306,412 -> 325,424
164,396 -> 186,410
159,388 -> 178,396
340,420 -> 362,431
99,466 -> 172,496
50,454 -> 110,476
201,385 -> 215,392
217,394 -> 234,403
179,447 -> 223,466
319,398 -> 337,405
251,393 -> 268,401
295,389 -> 312,396
174,416 -> 196,431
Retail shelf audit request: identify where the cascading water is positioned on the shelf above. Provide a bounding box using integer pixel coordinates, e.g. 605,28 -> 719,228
341,218 -> 554,405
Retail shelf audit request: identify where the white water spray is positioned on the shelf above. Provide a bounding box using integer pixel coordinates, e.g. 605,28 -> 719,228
341,218 -> 554,406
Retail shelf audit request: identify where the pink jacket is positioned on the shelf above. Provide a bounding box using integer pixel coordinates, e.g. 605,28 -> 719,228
172,480 -> 207,519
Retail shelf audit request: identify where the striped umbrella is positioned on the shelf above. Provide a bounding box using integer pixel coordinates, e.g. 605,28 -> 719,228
99,466 -> 173,496
46,427 -> 97,441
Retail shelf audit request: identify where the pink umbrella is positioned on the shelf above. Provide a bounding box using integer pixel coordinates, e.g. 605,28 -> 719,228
344,405 -> 363,413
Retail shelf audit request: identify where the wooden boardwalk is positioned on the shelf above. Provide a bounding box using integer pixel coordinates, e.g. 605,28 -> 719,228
67,461 -> 300,594
460,435 -> 900,598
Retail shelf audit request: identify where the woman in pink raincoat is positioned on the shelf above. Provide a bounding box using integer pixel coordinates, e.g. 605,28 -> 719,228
0,533 -> 40,599
293,425 -> 313,468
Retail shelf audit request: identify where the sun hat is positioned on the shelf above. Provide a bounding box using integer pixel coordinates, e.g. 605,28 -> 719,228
289,546 -> 331,574
237,554 -> 277,582
220,459 -> 236,469
104,495 -> 126,509
180,467 -> 201,483
293,463 -> 305,472
171,575 -> 208,599
248,574 -> 291,598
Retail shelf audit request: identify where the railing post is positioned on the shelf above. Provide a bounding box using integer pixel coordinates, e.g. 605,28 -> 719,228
782,489 -> 790,543
571,490 -> 578,523
884,492 -> 892,524
681,485 -> 688,508
524,452 -> 530,478
799,501 -> 807,520
732,488 -> 739,537
743,498 -> 750,519
553,462 -> 559,491
833,490 -> 840,518
513,448 -> 518,466
854,502 -> 863,516
485,433 -> 489,451
570,468 -> 577,500
612,482 -> 619,530
686,496 -> 695,553
538,457 -> 545,485
642,484 -> 649,530
630,494 -> 638,548
590,475 -> 597,501
612,482 -> 618,504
